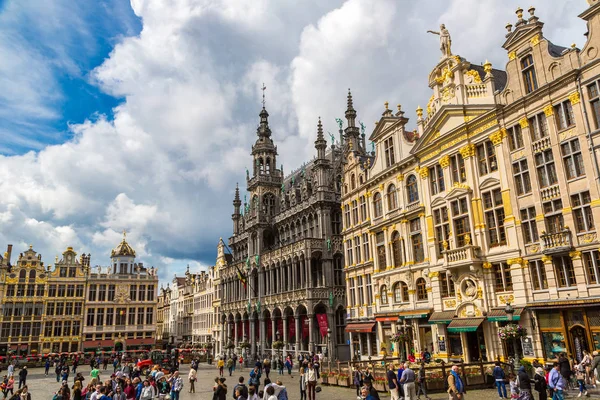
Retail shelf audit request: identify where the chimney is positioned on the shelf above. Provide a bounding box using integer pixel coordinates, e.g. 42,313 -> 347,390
6,244 -> 12,265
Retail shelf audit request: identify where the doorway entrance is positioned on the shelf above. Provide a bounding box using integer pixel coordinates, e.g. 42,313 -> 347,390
115,342 -> 124,352
466,328 -> 487,362
569,325 -> 589,362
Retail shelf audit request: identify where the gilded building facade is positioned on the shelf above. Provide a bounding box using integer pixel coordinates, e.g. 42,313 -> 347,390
192,267 -> 217,345
82,234 -> 159,352
344,0 -> 600,363
218,105 -> 347,359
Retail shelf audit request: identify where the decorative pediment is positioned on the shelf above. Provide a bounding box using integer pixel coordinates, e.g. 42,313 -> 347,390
430,197 -> 446,208
502,23 -> 543,51
479,177 -> 500,191
445,184 -> 472,200
368,116 -> 405,142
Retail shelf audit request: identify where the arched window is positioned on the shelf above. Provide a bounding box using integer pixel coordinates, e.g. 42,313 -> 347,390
373,193 -> 383,218
351,174 -> 356,190
380,285 -> 388,304
416,278 -> 427,301
263,193 -> 276,217
391,231 -> 402,267
521,55 -> 538,94
265,157 -> 271,175
29,270 -> 36,280
387,184 -> 398,210
393,282 -> 409,303
407,175 -> 419,204
19,269 -> 26,280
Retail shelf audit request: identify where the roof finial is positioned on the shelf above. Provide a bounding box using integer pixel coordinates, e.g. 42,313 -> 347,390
123,230 -> 127,239
347,89 -> 354,110
261,83 -> 267,108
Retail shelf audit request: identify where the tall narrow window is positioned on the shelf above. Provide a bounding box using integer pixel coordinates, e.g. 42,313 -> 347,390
348,278 -> 356,307
410,218 -> 424,263
493,263 -> 513,291
359,196 -> 367,221
520,207 -> 539,244
376,232 -> 386,270
583,251 -> 600,285
433,206 -> 450,258
528,113 -> 548,141
351,200 -> 359,225
365,274 -> 373,304
521,55 -> 538,93
391,231 -> 402,267
440,273 -> 455,298
345,240 -> 353,266
362,233 -> 370,261
450,154 -> 466,183
354,236 -> 361,264
373,193 -> 383,218
483,189 -> 506,246
572,191 -> 594,233
393,282 -> 409,303
588,82 -> 600,129
543,199 -> 564,234
512,159 -> 532,195
430,164 -> 445,195
507,124 -> 524,151
406,175 -> 419,204
530,260 -> 548,290
476,140 -> 497,176
554,256 -> 576,288
535,149 -> 558,188
384,137 -> 395,168
561,138 -> 585,180
380,285 -> 388,305
554,100 -> 575,130
387,184 -> 398,210
416,278 -> 427,301
344,204 -> 351,227
451,197 -> 471,247
357,276 -> 364,305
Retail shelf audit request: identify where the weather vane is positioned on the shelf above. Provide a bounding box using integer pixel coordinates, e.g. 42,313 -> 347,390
261,83 -> 267,108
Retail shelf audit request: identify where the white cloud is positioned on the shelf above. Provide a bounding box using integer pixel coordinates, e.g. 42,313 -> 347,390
0,0 -> 587,283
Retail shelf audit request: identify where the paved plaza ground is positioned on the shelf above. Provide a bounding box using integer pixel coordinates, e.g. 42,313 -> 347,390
15,363 -> 594,400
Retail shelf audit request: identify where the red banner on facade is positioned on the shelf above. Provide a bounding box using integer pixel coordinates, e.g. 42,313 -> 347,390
277,318 -> 284,337
288,317 -> 295,340
302,316 -> 308,339
316,313 -> 328,337
237,321 -> 242,338
245,320 -> 249,338
267,319 -> 272,339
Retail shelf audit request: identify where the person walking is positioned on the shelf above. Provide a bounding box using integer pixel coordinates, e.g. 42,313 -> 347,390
45,359 -> 51,376
447,364 -> 466,400
492,362 -> 508,399
17,367 -> 27,390
417,362 -> 431,400
299,366 -> 307,400
227,358 -> 235,377
188,368 -> 197,394
6,364 -> 13,379
517,366 -> 533,400
5,376 -> 14,399
575,363 -> 588,397
549,362 -> 565,400
534,368 -> 547,400
387,363 -> 399,400
353,366 -> 363,398
400,362 -> 417,400
557,353 -> 572,390
306,363 -> 317,400
214,377 -> 227,400
249,366 -> 262,393
218,358 -> 225,377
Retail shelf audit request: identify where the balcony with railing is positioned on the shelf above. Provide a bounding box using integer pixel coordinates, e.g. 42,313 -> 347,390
532,136 -> 551,154
541,228 -> 572,255
540,185 -> 560,201
443,245 -> 481,268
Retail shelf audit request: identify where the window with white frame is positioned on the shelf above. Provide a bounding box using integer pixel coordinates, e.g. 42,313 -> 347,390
384,137 -> 395,168
349,278 -> 356,306
521,55 -> 538,94
357,275 -> 364,305
477,140 -> 497,176
493,263 -> 513,292
359,196 -> 367,221
507,124 -> 524,151
528,112 -> 548,141
346,240 -> 353,265
373,193 -> 383,218
366,274 -> 373,304
572,191 -> 594,233
554,255 -> 576,288
393,282 -> 409,303
450,153 -> 466,183
554,100 -> 575,131
344,204 -> 351,228
416,278 -> 427,301
584,251 -> 600,285
433,206 -> 450,258
410,218 -> 424,263
535,149 -> 558,188
530,260 -> 548,290
351,200 -> 359,225
391,231 -> 402,267
380,285 -> 388,305
387,184 -> 398,210
362,233 -> 370,261
520,207 -> 539,244
429,164 -> 445,195
451,197 -> 471,247
376,232 -> 386,270
440,273 -> 455,298
483,188 -> 506,246
406,175 -> 419,204
512,159 -> 532,195
543,199 -> 564,234
588,81 -> 600,129
561,138 -> 585,180
354,236 -> 362,264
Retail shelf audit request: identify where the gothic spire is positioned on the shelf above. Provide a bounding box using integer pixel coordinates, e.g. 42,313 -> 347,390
233,183 -> 241,208
315,117 -> 327,159
345,88 -> 357,128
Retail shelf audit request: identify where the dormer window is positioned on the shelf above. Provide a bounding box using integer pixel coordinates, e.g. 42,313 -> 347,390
521,55 -> 538,94
384,137 -> 395,168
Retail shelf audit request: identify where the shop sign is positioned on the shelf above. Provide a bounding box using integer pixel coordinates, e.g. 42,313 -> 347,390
522,336 -> 534,357
438,336 -> 446,352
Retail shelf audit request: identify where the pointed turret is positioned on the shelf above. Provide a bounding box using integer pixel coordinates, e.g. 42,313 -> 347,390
232,183 -> 242,235
344,89 -> 361,151
315,117 -> 327,160
257,107 -> 272,138
345,89 -> 357,128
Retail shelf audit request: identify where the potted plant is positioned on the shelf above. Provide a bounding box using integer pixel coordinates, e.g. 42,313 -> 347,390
239,341 -> 251,350
337,373 -> 349,387
426,371 -> 446,390
373,376 -> 387,392
321,371 -> 329,384
272,340 -> 284,350
390,332 -> 409,343
328,372 -> 338,385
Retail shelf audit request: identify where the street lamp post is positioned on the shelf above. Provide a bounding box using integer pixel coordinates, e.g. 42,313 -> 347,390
505,302 -> 520,369
276,330 -> 281,360
327,328 -> 332,362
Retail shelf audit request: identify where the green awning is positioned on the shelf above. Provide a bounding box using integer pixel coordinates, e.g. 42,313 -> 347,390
428,311 -> 455,325
447,318 -> 484,333
487,307 -> 524,322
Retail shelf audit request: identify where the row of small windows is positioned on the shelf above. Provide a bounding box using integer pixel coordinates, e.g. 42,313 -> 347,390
86,307 -> 153,326
88,284 -> 154,302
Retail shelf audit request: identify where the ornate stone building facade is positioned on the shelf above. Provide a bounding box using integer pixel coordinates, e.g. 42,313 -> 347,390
82,234 -> 159,352
344,1 -> 600,363
218,104 -> 347,359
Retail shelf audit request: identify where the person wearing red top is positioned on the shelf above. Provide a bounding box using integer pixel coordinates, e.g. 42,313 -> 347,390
123,378 -> 136,400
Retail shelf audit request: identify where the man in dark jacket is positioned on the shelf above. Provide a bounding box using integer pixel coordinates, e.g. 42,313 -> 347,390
492,362 -> 507,399
232,377 -> 248,399
363,377 -> 381,400
591,351 -> 600,384
517,366 -> 533,400
18,366 -> 28,389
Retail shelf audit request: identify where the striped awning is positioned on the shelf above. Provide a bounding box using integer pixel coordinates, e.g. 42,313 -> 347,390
428,311 -> 456,324
487,307 -> 524,322
447,318 -> 485,333
345,322 -> 376,333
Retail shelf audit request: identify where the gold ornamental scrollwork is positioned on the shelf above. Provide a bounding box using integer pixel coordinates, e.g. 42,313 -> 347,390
518,118 -> 529,128
418,167 -> 429,179
439,155 -> 450,168
569,92 -> 581,105
508,51 -> 516,60
489,129 -> 506,146
543,105 -> 554,117
498,294 -> 514,304
569,250 -> 582,260
428,271 -> 440,278
459,143 -> 475,159
444,299 -> 456,308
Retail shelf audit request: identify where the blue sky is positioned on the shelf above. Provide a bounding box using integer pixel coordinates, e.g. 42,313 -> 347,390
0,0 -> 587,283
